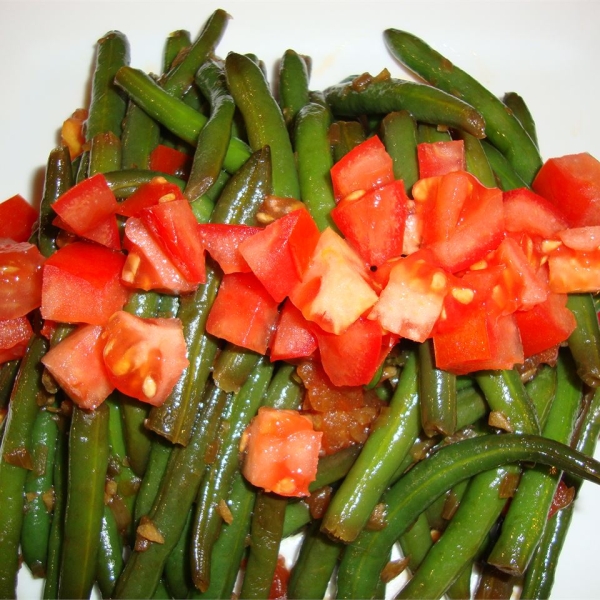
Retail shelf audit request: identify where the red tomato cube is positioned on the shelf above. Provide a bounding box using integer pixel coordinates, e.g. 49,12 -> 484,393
0,194 -> 38,243
198,223 -> 261,274
0,316 -> 34,364
241,406 -> 322,497
417,140 -> 465,179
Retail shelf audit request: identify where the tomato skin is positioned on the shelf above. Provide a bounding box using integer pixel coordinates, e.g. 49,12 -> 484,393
0,240 -> 45,320
0,317 -> 33,364
140,198 -> 206,285
557,226 -> 600,252
413,171 -> 505,273
515,293 -> 576,357
116,177 -> 185,218
532,153 -> 600,228
241,406 -> 322,497
315,316 -> 384,387
206,272 -> 280,354
198,223 -> 261,274
369,250 -> 448,343
0,195 -> 39,243
503,187 -> 568,238
122,217 -> 197,294
52,173 -> 119,237
41,241 -> 129,325
417,140 -> 465,179
54,213 -> 122,250
290,228 -> 378,335
331,180 -> 407,268
41,324 -> 114,409
102,311 -> 189,406
239,208 -> 321,302
269,299 -> 318,363
330,135 -> 395,202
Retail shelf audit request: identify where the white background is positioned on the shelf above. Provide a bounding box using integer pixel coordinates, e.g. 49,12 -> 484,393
1,0 -> 599,598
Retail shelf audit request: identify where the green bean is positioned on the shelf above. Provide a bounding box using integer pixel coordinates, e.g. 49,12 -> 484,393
104,168 -> 185,198
398,512 -> 433,575
58,403 -> 110,600
282,499 -> 311,538
21,407 -> 60,578
417,122 -> 452,143
42,415 -> 68,600
321,349 -> 420,542
225,52 -> 300,198
0,360 -> 19,430
481,140 -> 528,191
212,345 -> 261,394
384,29 -> 542,184
294,102 -> 337,231
447,562 -> 476,600
114,383 -> 229,598
264,363 -> 303,410
85,30 -> 130,142
419,339 -> 457,437
525,363 -> 558,428
159,9 -> 230,98
120,100 -> 160,171
503,91 -> 538,148
380,110 -> 419,195
191,358 -> 274,593
279,49 -> 311,129
288,520 -> 342,600
330,120 -> 366,163
474,565 -> 516,599
336,433 -> 600,599
185,60 -> 235,201
164,510 -> 193,599
96,505 -> 125,598
455,384 -> 488,430
114,66 -> 251,173
324,77 -> 486,140
38,146 -> 73,257
0,335 -> 48,599
162,29 -> 192,74
190,472 -> 255,600
566,293 -> 600,387
475,368 -> 540,434
457,130 -> 497,188
396,467 -> 513,600
488,352 -> 582,575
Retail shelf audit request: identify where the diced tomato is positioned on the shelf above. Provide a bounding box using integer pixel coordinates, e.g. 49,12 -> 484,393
140,198 -> 206,285
368,250 -> 448,343
116,177 -> 186,218
557,226 -> 600,253
41,241 -> 129,325
503,187 -> 568,238
102,310 -> 189,406
149,144 -> 192,178
432,273 -> 476,336
52,173 -> 119,239
412,170 -> 505,272
53,213 -> 121,250
0,317 -> 33,364
206,272 -> 280,354
417,140 -> 465,179
61,108 -> 88,160
0,195 -> 38,243
329,136 -> 395,202
269,299 -> 318,363
487,237 -> 549,314
241,406 -> 322,497
532,153 -> 600,228
0,240 -> 45,320
122,217 -> 197,294
315,316 -> 384,387
290,228 -> 378,335
515,293 -> 576,358
434,311 -> 523,375
331,180 -> 407,268
41,324 -> 114,409
197,223 -> 261,274
239,208 -> 320,302
546,244 -> 600,294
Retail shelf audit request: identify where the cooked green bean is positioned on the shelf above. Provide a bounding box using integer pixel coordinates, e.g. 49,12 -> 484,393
380,110 -> 419,194
503,91 -> 538,149
279,49 -> 311,129
566,293 -> 600,388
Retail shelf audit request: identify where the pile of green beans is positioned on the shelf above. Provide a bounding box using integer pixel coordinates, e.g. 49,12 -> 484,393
3,10 -> 600,600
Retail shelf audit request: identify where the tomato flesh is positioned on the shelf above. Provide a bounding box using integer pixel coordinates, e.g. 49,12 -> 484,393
0,317 -> 33,364
241,406 -> 322,497
102,311 -> 189,406
198,223 -> 261,274
0,195 -> 38,243
417,140 -> 465,179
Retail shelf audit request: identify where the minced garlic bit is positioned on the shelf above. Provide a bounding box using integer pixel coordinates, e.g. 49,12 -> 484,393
136,516 -> 165,545
381,556 -> 410,583
489,411 -> 513,433
218,499 -> 234,525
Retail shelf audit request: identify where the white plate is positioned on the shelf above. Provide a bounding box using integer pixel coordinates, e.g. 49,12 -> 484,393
2,1 -> 600,598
